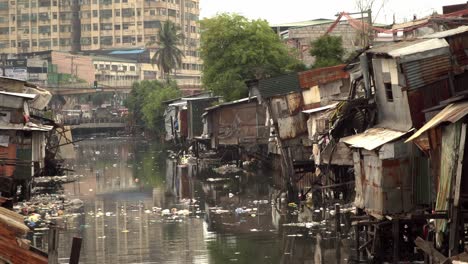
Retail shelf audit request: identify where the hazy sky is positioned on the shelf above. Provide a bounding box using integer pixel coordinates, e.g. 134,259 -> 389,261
200,0 -> 464,25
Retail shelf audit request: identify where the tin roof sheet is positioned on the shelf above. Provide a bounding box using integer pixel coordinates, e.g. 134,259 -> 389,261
368,39 -> 449,57
406,101 -> 468,142
421,25 -> 468,39
0,123 -> 53,131
341,127 -> 410,150
204,97 -> 257,112
0,91 -> 37,100
302,102 -> 338,114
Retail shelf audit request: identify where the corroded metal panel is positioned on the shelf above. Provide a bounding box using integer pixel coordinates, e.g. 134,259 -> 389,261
298,64 -> 349,88
402,54 -> 452,90
277,113 -> 307,140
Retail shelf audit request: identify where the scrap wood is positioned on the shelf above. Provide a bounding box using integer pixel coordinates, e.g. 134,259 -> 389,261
0,207 -> 29,237
415,237 -> 451,264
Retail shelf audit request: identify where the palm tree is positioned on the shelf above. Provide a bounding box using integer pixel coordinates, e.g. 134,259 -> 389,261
149,20 -> 185,81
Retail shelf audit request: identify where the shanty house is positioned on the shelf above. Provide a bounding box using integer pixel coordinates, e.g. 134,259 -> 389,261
256,73 -> 309,160
163,93 -> 218,142
202,97 -> 269,149
0,91 -> 52,198
406,101 -> 468,255
299,64 -> 350,109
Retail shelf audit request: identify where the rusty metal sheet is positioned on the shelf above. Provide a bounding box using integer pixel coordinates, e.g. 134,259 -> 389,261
354,149 -> 413,215
277,114 -> 307,140
402,54 -> 452,89
286,92 -> 303,115
298,64 -> 349,88
341,127 -> 410,151
406,101 -> 468,142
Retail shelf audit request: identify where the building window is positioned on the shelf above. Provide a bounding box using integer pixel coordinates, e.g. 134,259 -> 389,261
115,10 -> 120,16
129,66 -> 135,71
93,10 -> 98,17
149,10 -> 155,15
115,37 -> 120,43
93,37 -> 98,44
93,23 -> 98,30
114,24 -> 120,30
384,82 -> 393,102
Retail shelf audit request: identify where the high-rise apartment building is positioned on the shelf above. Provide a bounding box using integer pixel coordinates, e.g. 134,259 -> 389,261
0,0 -> 201,86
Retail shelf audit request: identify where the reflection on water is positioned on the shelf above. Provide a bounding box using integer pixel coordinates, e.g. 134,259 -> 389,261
57,138 -> 287,264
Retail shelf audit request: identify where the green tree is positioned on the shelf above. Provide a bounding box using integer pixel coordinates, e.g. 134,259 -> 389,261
150,20 -> 185,80
124,80 -> 181,131
309,35 -> 345,68
200,13 -> 302,101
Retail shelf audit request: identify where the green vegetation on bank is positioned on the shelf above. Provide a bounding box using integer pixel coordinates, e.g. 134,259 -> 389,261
200,13 -> 304,101
125,80 -> 181,132
309,35 -> 345,68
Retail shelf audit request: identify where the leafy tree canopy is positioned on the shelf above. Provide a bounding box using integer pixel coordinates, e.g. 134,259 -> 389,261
309,35 -> 345,68
200,13 -> 303,101
125,80 -> 181,131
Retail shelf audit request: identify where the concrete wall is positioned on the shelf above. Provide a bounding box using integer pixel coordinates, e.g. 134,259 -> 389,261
51,51 -> 95,84
288,22 -> 363,66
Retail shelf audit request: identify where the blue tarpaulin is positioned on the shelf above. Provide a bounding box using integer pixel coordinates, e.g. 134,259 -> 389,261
109,49 -> 145,55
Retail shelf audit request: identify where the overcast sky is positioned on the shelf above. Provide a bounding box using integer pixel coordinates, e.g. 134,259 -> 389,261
200,0 -> 464,25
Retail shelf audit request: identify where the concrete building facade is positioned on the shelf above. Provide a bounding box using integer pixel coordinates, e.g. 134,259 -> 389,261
0,0 -> 201,86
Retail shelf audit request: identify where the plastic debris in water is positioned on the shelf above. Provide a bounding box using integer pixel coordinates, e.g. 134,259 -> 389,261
228,193 -> 234,198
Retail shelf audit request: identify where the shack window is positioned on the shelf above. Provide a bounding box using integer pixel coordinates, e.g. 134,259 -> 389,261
384,82 -> 393,102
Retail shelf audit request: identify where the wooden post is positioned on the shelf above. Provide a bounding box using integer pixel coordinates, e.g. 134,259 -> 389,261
392,219 -> 399,264
355,224 -> 360,262
335,204 -> 341,263
449,123 -> 466,256
48,227 -> 59,264
69,237 -> 82,264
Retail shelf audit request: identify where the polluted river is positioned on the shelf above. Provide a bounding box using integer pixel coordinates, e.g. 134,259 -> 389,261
29,137 -> 351,264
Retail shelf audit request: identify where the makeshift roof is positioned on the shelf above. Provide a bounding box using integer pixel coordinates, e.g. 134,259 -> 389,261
0,123 -> 53,132
0,91 -> 37,100
162,91 -> 212,104
406,101 -> 468,142
92,55 -> 136,63
109,49 -> 145,55
302,102 -> 338,114
271,18 -> 334,29
368,38 -> 450,63
204,97 -> 257,112
341,127 -> 411,151
257,73 -> 301,99
421,25 -> 468,39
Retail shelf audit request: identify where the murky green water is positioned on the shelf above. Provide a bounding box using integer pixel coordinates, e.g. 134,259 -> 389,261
55,138 -> 288,264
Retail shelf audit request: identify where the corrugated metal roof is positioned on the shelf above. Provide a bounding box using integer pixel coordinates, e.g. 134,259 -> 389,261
422,25 -> 468,39
406,101 -> 468,142
204,97 -> 257,112
341,127 -> 410,150
368,38 -> 450,63
0,91 -> 37,100
302,102 -> 338,114
109,49 -> 145,55
257,73 -> 301,99
271,18 -> 334,28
